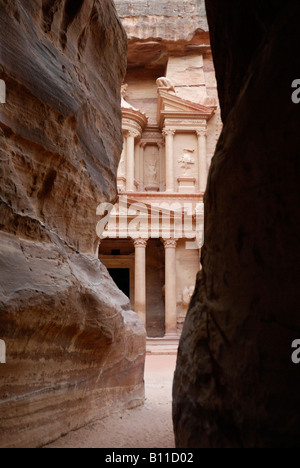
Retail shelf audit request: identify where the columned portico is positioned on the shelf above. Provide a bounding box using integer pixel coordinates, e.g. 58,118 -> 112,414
103,69 -> 218,343
163,238 -> 178,335
133,238 -> 148,327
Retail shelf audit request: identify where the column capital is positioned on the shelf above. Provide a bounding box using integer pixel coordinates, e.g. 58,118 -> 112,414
163,128 -> 176,138
162,238 -> 177,249
157,141 -> 165,149
133,238 -> 148,248
196,128 -> 207,138
128,129 -> 140,139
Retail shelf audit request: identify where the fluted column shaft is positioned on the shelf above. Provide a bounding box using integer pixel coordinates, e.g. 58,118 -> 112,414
163,238 -> 177,335
163,129 -> 176,193
134,238 -> 147,327
126,131 -> 136,192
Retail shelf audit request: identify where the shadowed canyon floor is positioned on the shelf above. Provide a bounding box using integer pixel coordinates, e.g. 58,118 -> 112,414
46,355 -> 176,448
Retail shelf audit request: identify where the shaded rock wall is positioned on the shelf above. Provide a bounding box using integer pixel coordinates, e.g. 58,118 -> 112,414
173,0 -> 300,448
0,0 -> 145,448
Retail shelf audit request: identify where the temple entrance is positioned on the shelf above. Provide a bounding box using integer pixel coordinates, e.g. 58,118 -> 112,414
99,229 -> 200,339
100,238 -> 166,338
108,268 -> 130,299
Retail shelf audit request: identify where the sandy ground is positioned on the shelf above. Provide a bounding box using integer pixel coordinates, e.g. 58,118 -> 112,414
46,355 -> 177,449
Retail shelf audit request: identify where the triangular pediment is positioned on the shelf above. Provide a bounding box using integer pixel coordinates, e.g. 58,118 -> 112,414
157,89 -> 216,128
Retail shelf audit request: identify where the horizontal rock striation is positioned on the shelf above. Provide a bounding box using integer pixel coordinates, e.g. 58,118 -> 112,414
115,0 -> 210,69
115,0 -> 208,40
0,0 -> 145,448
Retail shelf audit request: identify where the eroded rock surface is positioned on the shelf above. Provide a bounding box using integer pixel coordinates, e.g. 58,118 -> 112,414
0,0 -> 145,448
115,0 -> 210,69
173,0 -> 300,448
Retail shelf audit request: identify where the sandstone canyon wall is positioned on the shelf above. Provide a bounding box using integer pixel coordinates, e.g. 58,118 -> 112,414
174,0 -> 300,448
0,0 -> 145,448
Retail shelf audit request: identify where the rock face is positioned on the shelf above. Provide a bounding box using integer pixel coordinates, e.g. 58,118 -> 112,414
114,0 -> 210,69
173,0 -> 300,448
0,0 -> 145,448
115,0 -> 208,40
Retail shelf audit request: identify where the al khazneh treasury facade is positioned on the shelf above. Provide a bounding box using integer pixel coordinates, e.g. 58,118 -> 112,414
99,22 -> 221,339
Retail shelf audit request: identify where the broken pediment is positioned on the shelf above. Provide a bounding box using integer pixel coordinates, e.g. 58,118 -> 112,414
157,88 -> 216,128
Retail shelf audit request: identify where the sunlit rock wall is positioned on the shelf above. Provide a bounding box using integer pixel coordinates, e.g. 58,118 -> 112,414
0,0 -> 145,448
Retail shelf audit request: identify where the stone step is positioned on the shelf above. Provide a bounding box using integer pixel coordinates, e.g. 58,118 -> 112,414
146,336 -> 180,355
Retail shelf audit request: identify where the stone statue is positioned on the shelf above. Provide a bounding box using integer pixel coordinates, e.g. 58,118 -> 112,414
156,77 -> 175,93
178,149 -> 195,175
182,286 -> 194,307
147,159 -> 158,183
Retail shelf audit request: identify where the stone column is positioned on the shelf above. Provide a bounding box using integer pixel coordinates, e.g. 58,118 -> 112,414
197,128 -> 207,193
135,143 -> 140,188
163,238 -> 178,336
157,141 -> 164,191
134,238 -> 147,328
139,142 -> 146,191
126,130 -> 137,192
117,145 -> 126,192
163,128 -> 176,193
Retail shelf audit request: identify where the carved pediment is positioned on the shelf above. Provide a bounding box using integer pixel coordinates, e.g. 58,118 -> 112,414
157,88 -> 216,128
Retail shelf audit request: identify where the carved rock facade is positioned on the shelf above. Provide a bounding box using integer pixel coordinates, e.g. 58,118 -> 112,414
100,0 -> 221,339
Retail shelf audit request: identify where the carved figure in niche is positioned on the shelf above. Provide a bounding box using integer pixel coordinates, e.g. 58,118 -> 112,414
156,77 -> 175,93
145,146 -> 159,190
147,159 -> 158,183
182,286 -> 194,307
178,149 -> 195,175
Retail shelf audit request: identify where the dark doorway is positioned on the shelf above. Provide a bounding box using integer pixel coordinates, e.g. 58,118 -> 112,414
146,239 -> 165,337
108,268 -> 130,299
